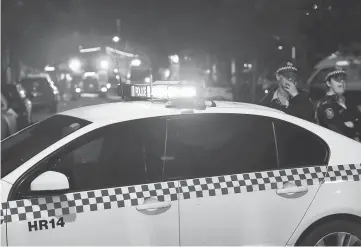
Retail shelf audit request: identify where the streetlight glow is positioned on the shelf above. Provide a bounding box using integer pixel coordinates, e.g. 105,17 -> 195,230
278,45 -> 283,50
44,65 -> 55,72
80,47 -> 101,53
69,59 -> 81,71
112,36 -> 120,43
100,60 -> 109,69
131,59 -> 142,67
169,54 -> 179,64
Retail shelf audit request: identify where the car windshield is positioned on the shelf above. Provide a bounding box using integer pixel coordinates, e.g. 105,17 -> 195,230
1,115 -> 91,178
130,69 -> 150,82
20,78 -> 49,92
83,77 -> 98,84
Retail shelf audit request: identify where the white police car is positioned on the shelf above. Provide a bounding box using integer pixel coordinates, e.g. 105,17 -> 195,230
1,83 -> 361,246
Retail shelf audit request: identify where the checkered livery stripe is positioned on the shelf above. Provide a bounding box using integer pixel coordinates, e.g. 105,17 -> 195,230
179,165 -> 327,200
325,164 -> 361,182
1,164 -> 360,224
1,181 -> 178,224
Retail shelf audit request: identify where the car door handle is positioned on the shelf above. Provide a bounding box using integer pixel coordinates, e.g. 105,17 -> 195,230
277,186 -> 308,194
276,183 -> 308,199
136,198 -> 172,215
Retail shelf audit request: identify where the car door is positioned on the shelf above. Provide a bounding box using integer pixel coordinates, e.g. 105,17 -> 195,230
5,118 -> 180,246
163,114 -> 329,246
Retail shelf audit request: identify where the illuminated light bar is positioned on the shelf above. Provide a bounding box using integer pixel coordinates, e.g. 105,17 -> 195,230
84,72 -> 97,77
80,47 -> 101,53
105,47 -> 135,58
151,85 -> 169,99
129,81 -> 200,100
153,81 -> 180,85
167,85 -> 197,99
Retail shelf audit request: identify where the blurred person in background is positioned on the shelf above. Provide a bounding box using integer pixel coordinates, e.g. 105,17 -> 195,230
316,67 -> 361,141
260,62 -> 315,122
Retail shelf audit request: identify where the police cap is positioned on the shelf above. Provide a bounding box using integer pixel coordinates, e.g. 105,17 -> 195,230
325,67 -> 347,82
276,62 -> 298,80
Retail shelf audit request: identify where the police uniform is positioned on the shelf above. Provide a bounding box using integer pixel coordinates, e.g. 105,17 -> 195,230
316,68 -> 361,139
260,63 -> 315,122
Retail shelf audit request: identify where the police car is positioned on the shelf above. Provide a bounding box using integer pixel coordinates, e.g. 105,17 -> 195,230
1,82 -> 361,246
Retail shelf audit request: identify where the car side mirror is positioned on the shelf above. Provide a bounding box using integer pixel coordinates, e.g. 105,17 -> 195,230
30,171 -> 70,192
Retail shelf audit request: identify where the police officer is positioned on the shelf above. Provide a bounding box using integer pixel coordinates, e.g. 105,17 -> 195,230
260,62 -> 315,122
316,67 -> 361,141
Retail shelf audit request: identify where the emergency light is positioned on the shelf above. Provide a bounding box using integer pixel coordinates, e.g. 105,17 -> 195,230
167,85 -> 197,99
126,81 -> 206,109
129,81 -> 202,101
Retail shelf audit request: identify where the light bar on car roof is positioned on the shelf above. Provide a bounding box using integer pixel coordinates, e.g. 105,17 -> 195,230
167,85 -> 197,99
129,81 -> 201,100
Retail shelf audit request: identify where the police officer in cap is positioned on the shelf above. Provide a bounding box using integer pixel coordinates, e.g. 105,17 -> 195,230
316,67 -> 361,141
261,62 -> 315,122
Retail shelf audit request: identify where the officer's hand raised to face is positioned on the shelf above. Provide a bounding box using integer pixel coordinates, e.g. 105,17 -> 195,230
283,80 -> 299,97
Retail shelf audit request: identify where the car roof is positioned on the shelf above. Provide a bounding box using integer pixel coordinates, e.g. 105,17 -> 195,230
60,100 -> 285,124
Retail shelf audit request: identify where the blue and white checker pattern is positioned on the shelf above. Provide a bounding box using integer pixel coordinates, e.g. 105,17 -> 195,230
1,164 -> 361,224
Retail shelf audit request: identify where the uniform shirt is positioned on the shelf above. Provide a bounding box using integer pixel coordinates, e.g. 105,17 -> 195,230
316,94 -> 361,139
260,89 -> 315,123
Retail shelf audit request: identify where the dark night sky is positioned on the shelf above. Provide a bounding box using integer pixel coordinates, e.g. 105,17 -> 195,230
50,0 -> 259,51
2,0 -> 361,70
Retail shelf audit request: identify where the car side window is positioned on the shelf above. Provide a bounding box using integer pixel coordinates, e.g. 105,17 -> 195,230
72,138 -> 104,164
163,114 -> 278,181
15,118 -> 166,198
274,119 -> 329,168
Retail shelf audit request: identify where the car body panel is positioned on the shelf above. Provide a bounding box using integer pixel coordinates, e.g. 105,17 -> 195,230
1,180 -> 12,246
4,181 -> 180,246
177,166 -> 326,246
1,116 -> 180,245
288,177 -> 361,246
1,101 -> 361,246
